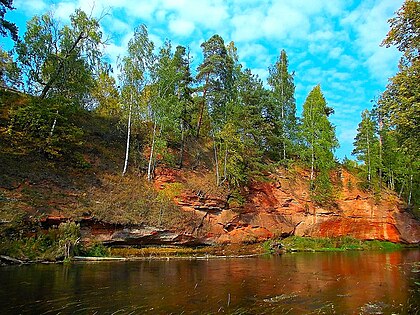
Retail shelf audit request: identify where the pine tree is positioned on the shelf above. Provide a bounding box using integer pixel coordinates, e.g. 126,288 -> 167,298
196,34 -> 234,185
196,34 -> 233,138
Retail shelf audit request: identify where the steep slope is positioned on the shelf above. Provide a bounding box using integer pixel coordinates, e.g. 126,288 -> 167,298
1,90 -> 418,246
153,166 -> 420,244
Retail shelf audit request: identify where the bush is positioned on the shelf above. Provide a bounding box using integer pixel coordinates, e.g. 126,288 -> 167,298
0,221 -> 81,261
82,242 -> 110,257
280,236 -> 404,252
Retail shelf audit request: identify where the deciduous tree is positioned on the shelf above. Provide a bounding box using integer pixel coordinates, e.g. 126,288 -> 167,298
267,50 -> 297,161
301,85 -> 338,203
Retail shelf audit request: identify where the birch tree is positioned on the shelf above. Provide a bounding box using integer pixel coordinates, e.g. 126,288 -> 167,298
301,85 -> 338,203
267,50 -> 297,161
119,24 -> 154,175
352,109 -> 380,189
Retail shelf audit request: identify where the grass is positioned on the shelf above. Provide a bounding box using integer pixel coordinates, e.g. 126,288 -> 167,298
279,236 -> 404,252
110,243 -> 266,258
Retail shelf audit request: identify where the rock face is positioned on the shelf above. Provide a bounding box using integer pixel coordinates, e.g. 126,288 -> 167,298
79,218 -> 207,246
154,167 -> 420,245
69,167 -> 419,246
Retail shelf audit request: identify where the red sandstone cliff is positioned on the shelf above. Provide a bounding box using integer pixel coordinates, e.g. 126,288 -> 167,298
152,166 -> 420,244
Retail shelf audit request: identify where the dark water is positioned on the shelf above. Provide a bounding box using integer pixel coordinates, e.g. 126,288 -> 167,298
1,250 -> 419,314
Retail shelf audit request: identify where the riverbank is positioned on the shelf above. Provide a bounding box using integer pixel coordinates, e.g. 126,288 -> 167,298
1,235 -> 418,266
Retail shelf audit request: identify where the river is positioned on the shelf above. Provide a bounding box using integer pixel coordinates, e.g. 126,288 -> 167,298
1,250 -> 419,314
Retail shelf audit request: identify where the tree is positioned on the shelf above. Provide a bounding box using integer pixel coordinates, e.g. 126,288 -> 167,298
196,34 -> 233,138
379,0 -> 419,211
222,68 -> 268,186
267,50 -> 297,161
119,24 -> 154,176
381,0 -> 419,65
0,47 -> 20,89
16,9 -> 103,103
352,109 -> 380,190
196,34 -> 234,185
301,85 -> 338,203
379,60 -> 420,155
171,45 -> 194,168
8,9 -> 104,157
0,0 -> 18,41
91,68 -> 121,118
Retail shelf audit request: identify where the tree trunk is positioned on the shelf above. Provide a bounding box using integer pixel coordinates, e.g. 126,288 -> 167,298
179,118 -> 185,168
398,179 -> 405,198
49,110 -> 59,137
280,63 -> 286,161
310,138 -> 315,188
196,74 -> 208,138
122,101 -> 132,176
212,131 -> 220,186
40,32 -> 85,99
147,119 -> 157,182
223,143 -> 228,183
408,173 -> 413,205
366,131 -> 371,187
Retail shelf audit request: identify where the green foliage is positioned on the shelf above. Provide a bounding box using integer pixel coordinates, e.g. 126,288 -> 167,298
364,240 -> 403,251
0,47 -> 21,88
261,240 -> 275,254
281,236 -> 404,252
378,0 -> 420,211
0,222 -> 81,261
92,69 -> 122,117
82,242 -> 110,257
7,97 -> 84,157
352,109 -> 381,191
381,0 -> 419,64
0,0 -> 18,41
267,49 -> 298,161
16,9 -> 103,102
301,85 -> 339,204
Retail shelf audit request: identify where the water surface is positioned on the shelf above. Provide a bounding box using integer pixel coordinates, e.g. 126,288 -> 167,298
1,250 -> 419,314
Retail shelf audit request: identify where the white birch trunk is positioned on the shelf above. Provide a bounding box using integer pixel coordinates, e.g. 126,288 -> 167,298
408,174 -> 413,205
366,132 -> 371,187
212,131 -> 219,186
147,119 -> 157,182
122,101 -> 132,176
49,110 -> 59,137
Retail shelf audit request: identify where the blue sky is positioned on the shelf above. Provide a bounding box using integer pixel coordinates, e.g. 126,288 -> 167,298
2,0 -> 403,160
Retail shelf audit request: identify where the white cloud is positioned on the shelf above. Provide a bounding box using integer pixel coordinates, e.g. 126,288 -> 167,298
364,46 -> 400,83
162,0 -> 229,29
53,2 -> 77,21
105,17 -> 131,35
15,0 -> 48,14
328,47 -> 344,59
339,54 -> 358,70
231,11 -> 265,42
341,0 -> 403,79
168,17 -> 195,37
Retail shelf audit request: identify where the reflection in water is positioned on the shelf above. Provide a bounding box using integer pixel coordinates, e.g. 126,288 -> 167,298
0,250 -> 419,314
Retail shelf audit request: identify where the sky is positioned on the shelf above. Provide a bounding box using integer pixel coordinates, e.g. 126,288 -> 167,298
2,0 -> 404,160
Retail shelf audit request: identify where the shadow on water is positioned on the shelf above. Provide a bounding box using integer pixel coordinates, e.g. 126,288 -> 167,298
0,249 -> 419,314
